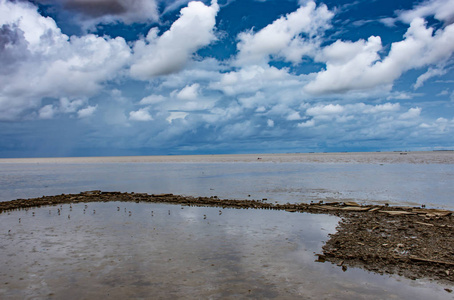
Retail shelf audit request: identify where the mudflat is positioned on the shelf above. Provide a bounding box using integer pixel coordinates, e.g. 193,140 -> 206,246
2,191 -> 453,286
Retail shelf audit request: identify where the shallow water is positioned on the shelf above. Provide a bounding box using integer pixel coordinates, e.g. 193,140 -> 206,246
0,160 -> 453,209
0,203 -> 451,299
0,153 -> 453,298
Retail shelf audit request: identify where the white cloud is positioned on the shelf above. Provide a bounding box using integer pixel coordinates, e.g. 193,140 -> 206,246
437,89 -> 449,96
110,89 -> 128,103
129,108 -> 153,121
414,66 -> 448,89
236,1 -> 333,65
210,65 -> 298,96
286,111 -> 302,121
238,92 -> 265,109
297,119 -> 314,128
130,1 -> 219,79
379,17 -> 397,27
398,0 -> 454,24
363,103 -> 400,113
419,117 -> 454,134
305,18 -> 454,94
1,0 -> 453,155
399,107 -> 421,119
166,111 -> 188,123
0,0 -> 131,120
139,94 -> 166,105
34,97 -> 90,119
38,105 -> 57,119
386,92 -> 413,100
306,104 -> 344,116
256,106 -> 266,113
77,105 -> 97,118
304,36 -> 385,94
59,97 -> 86,113
176,83 -> 200,100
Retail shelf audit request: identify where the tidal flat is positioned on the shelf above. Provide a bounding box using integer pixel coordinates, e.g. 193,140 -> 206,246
1,200 -> 452,299
0,152 -> 453,298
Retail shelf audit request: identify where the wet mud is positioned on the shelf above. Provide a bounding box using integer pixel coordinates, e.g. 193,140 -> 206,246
1,190 -> 453,285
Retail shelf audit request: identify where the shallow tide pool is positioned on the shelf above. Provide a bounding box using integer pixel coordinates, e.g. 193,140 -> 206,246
0,202 -> 451,299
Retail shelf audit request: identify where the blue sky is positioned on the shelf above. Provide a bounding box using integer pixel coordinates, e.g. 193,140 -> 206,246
0,0 -> 453,157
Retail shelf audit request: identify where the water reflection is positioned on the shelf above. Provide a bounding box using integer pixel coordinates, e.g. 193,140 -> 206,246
0,203 -> 450,299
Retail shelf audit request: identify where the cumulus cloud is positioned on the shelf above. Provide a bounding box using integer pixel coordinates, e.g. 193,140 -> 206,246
38,104 -> 57,119
176,83 -> 200,100
1,0 -> 453,155
0,0 -> 131,120
420,117 -> 454,136
78,105 -> 97,118
305,18 -> 454,94
59,98 -> 86,113
306,104 -> 344,116
130,1 -> 219,79
32,97 -> 94,119
129,107 -> 153,121
363,103 -> 400,113
210,65 -> 299,96
286,111 -> 302,121
236,0 -> 333,65
297,119 -> 314,128
399,107 -> 421,119
398,0 -> 454,24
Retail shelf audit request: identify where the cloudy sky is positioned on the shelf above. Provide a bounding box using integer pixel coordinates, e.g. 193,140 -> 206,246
0,0 -> 453,157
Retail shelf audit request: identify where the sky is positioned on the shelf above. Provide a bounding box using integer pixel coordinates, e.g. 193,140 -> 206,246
0,0 -> 453,158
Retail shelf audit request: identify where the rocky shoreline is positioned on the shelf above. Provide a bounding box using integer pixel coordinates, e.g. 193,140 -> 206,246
1,191 -> 453,286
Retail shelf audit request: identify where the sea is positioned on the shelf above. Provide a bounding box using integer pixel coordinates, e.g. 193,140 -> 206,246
0,152 -> 453,299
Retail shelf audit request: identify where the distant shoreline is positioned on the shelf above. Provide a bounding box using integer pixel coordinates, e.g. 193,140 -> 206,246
1,151 -> 453,164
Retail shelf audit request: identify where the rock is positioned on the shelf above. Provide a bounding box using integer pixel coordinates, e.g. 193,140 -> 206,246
341,206 -> 371,211
344,201 -> 360,207
151,193 -> 173,197
368,207 -> 382,212
81,190 -> 101,195
378,210 -> 416,215
415,221 -> 434,227
315,254 -> 326,262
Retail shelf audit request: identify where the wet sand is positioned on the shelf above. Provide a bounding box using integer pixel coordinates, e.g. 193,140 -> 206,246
1,191 -> 453,291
